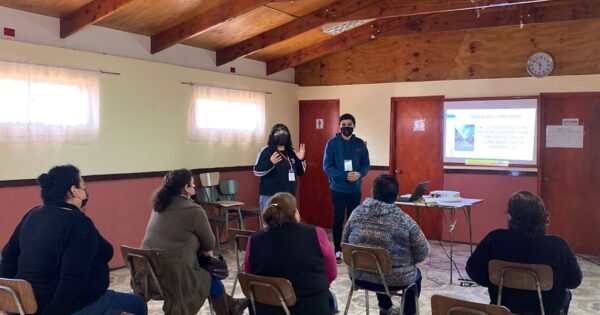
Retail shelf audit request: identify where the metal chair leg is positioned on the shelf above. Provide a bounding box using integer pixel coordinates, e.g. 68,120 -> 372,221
343,288 -> 354,315
365,290 -> 369,315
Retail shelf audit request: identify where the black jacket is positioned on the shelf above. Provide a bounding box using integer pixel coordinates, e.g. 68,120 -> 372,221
0,202 -> 113,315
466,229 -> 582,315
253,146 -> 305,196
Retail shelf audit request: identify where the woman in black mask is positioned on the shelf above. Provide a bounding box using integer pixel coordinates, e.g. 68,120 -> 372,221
253,123 -> 306,216
0,165 -> 146,315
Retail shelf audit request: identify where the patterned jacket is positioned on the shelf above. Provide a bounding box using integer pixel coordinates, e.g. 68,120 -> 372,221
342,198 -> 429,287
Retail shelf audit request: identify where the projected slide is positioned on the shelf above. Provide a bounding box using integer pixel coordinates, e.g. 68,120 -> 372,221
444,99 -> 538,165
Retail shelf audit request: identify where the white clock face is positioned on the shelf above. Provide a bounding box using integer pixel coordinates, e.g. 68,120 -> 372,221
527,52 -> 554,78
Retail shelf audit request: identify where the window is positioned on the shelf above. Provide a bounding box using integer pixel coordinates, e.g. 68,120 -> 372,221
0,60 -> 100,144
188,85 -> 265,142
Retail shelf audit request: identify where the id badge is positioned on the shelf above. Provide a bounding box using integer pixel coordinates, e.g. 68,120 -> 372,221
288,171 -> 296,182
344,159 -> 353,171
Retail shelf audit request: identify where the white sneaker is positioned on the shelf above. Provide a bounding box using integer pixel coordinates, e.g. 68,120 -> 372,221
335,251 -> 343,264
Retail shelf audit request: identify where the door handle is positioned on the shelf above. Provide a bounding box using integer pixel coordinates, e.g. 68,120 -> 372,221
394,169 -> 402,174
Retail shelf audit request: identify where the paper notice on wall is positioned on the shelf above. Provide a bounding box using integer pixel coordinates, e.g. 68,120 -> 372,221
546,125 -> 584,148
413,119 -> 425,131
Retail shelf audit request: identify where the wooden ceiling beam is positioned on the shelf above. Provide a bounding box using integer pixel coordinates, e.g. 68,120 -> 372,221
150,0 -> 273,54
216,0 -> 382,66
60,0 -> 134,38
218,0 -> 557,66
267,0 -> 600,75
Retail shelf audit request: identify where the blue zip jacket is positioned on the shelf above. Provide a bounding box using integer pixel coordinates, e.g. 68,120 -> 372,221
323,133 -> 370,193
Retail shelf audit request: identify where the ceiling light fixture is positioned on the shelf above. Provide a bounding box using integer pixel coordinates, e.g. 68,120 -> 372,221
321,19 -> 375,35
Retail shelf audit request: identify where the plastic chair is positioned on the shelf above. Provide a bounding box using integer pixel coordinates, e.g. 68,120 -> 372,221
488,259 -> 555,315
227,228 -> 254,295
197,173 -> 244,251
431,294 -> 511,315
237,272 -> 296,315
219,179 -> 262,228
0,278 -> 37,315
341,243 -> 420,315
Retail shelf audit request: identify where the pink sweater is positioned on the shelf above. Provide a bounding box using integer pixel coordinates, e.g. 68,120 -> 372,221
243,226 -> 337,283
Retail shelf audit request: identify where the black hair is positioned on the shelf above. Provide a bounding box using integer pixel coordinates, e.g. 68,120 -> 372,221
373,174 -> 399,204
153,169 -> 193,213
37,165 -> 81,204
267,123 -> 294,153
339,113 -> 356,125
507,191 -> 549,239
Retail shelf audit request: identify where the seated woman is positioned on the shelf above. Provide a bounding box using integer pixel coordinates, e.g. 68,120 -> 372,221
466,191 -> 582,315
342,175 -> 429,315
243,192 -> 337,315
140,169 -> 247,315
0,165 -> 146,315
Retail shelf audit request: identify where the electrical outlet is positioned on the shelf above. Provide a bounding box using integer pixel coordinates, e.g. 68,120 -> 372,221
4,27 -> 16,37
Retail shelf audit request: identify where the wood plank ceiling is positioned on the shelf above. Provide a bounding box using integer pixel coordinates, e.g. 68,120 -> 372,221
1,0 -> 599,85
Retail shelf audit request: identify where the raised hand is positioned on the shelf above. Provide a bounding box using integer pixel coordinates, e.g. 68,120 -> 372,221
270,152 -> 283,164
294,143 -> 306,160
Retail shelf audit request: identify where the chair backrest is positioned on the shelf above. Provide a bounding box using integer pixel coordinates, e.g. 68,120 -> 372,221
227,229 -> 254,252
219,179 -> 239,198
431,295 -> 511,315
120,246 -> 164,276
0,278 -> 38,315
199,172 -> 220,187
488,260 -> 553,291
238,272 -> 296,310
341,243 -> 392,273
197,186 -> 220,203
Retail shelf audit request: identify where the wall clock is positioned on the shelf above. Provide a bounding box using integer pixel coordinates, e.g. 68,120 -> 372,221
527,52 -> 554,78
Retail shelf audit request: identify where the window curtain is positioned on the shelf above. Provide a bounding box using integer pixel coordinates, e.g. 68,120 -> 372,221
0,60 -> 100,144
188,85 -> 265,142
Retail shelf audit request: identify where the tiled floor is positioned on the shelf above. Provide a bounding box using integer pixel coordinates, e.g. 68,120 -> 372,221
110,238 -> 600,315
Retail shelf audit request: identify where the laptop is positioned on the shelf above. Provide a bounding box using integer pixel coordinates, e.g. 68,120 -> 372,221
397,181 -> 430,202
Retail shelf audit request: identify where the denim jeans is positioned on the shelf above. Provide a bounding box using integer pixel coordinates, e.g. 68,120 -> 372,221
71,290 -> 146,315
210,274 -> 225,297
354,269 -> 422,315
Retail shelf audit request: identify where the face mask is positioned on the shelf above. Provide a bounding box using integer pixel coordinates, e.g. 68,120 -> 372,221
341,126 -> 354,137
80,189 -> 89,208
274,134 -> 289,146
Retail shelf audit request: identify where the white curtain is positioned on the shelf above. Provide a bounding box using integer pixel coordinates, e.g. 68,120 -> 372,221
188,85 -> 265,142
0,60 -> 100,144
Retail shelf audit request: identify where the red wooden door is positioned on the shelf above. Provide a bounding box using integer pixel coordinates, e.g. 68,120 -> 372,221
541,93 -> 600,255
390,96 -> 444,240
298,100 -> 340,228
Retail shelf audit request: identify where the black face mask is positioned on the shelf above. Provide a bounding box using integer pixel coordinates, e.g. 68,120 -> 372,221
81,189 -> 89,208
274,134 -> 289,146
341,126 -> 354,137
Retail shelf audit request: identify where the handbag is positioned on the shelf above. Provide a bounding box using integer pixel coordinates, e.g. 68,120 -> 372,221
197,253 -> 229,280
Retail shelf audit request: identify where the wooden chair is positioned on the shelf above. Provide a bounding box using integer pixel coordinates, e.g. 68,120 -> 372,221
197,172 -> 244,251
0,278 -> 37,315
227,228 -> 254,296
488,259 -> 554,315
431,294 -> 511,315
237,272 -> 296,315
120,245 -> 166,302
341,243 -> 419,315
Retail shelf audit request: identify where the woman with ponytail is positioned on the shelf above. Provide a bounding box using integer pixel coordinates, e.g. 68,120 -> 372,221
140,169 -> 248,315
243,192 -> 338,315
0,165 -> 145,315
